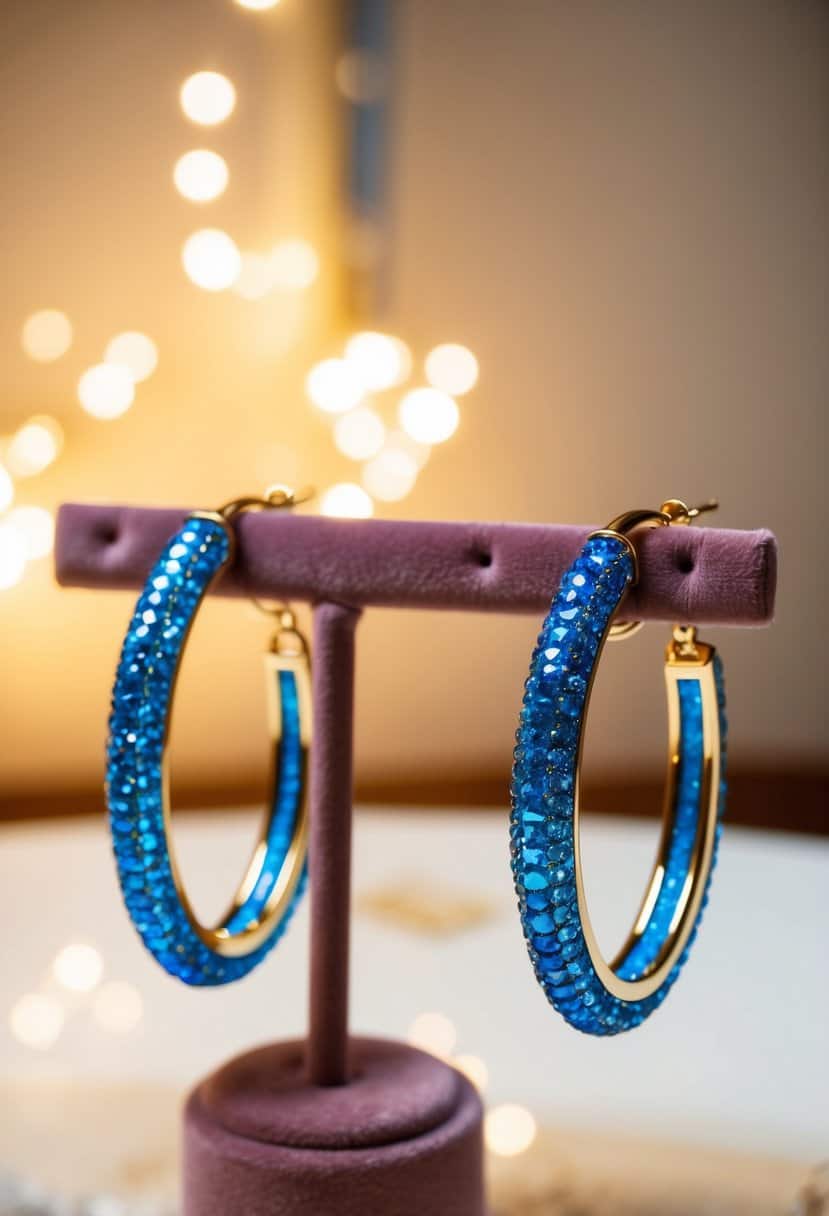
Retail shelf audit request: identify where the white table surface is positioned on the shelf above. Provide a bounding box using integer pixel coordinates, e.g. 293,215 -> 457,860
2,808 -> 826,1164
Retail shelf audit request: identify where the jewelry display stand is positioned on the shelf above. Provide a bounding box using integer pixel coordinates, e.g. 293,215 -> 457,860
55,504 -> 777,1216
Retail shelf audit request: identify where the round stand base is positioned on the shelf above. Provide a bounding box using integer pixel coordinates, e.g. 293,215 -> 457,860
183,1036 -> 485,1216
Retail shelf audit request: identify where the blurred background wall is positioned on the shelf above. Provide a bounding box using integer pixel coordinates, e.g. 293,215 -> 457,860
1,0 -> 826,826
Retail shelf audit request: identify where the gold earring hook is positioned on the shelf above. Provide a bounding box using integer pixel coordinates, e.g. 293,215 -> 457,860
659,498 -> 719,526
249,597 -> 308,658
200,485 -> 312,656
218,484 -> 315,521
590,497 -> 719,640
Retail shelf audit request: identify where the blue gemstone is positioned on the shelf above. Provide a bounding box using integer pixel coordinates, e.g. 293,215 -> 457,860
106,514 -> 307,986
509,531 -> 727,1034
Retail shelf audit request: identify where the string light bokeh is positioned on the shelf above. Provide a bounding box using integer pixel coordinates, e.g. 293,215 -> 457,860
405,1010 -> 538,1159
173,149 -> 230,203
181,228 -> 242,291
2,7 -> 481,589
21,309 -> 73,363
8,940 -> 143,1050
179,71 -> 237,126
304,333 -> 477,515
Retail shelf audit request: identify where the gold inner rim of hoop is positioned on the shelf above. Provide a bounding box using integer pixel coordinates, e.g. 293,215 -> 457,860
573,627 -> 721,1001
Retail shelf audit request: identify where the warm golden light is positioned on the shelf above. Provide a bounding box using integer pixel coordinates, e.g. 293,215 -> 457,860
385,428 -> 431,470
407,1011 -> 458,1059
182,228 -> 241,291
484,1104 -> 537,1158
424,343 -> 479,396
77,363 -> 135,420
0,464 -> 13,513
21,309 -> 73,363
7,506 -> 54,561
344,217 -> 384,271
5,416 -> 63,477
319,483 -> 374,519
271,239 -> 320,290
53,943 -> 104,993
9,993 -> 64,1050
398,387 -> 459,444
306,358 -> 364,414
345,331 -> 411,391
0,521 -> 26,589
173,148 -> 229,202
92,981 -> 143,1034
362,448 -> 418,502
453,1054 -> 489,1093
104,332 -> 158,383
235,0 -> 281,9
234,252 -> 274,300
333,406 -> 386,461
180,71 -> 236,126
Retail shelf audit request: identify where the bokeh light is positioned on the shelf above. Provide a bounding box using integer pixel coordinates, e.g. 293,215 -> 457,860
53,943 -> 104,993
333,406 -> 386,461
180,71 -> 236,126
0,464 -> 13,512
484,1104 -> 537,1158
306,358 -> 364,414
9,993 -> 64,1050
424,343 -> 479,396
0,521 -> 26,589
407,1011 -> 458,1059
173,149 -> 229,202
21,309 -> 73,363
7,507 -> 54,561
104,332 -> 158,383
235,0 -> 281,8
453,1054 -> 489,1093
385,427 -> 431,470
182,228 -> 241,291
319,483 -> 374,519
362,448 -> 418,502
77,364 -> 135,420
335,50 -> 388,105
345,331 -> 410,391
5,416 -> 63,477
398,387 -> 459,444
92,981 -> 143,1034
234,252 -> 275,300
271,239 -> 320,290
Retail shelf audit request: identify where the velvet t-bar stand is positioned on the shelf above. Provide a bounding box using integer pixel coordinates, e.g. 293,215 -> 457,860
55,505 -> 777,1216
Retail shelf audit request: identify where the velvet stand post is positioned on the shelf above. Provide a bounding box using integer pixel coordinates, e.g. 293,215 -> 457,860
54,504 -> 778,1216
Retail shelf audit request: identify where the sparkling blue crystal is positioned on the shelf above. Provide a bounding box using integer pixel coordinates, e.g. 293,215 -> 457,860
106,515 -> 307,986
509,532 -> 728,1035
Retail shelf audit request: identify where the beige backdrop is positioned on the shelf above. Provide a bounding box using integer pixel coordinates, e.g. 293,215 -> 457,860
1,0 -> 826,810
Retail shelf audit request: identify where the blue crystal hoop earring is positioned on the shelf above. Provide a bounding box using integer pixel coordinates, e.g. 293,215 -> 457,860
510,499 -> 727,1035
106,485 -> 311,986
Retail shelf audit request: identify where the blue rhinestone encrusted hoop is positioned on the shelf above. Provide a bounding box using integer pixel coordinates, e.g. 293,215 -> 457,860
510,500 -> 727,1035
106,488 -> 311,986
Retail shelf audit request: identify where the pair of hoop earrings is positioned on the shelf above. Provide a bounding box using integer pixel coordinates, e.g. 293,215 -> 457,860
106,492 -> 725,1036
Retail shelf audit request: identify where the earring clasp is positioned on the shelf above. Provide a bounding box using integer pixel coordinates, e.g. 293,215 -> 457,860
589,497 -> 719,639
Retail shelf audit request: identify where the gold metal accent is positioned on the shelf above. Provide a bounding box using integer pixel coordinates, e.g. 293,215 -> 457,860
218,483 -> 314,521
162,488 -> 311,959
661,498 -> 719,526
574,499 -> 722,1000
590,499 -> 719,638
